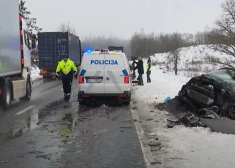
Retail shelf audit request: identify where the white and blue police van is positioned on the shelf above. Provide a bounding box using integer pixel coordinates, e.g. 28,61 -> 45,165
77,49 -> 132,105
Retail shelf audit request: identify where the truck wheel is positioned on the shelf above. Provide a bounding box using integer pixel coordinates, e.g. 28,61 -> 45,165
2,80 -> 12,109
20,78 -> 31,101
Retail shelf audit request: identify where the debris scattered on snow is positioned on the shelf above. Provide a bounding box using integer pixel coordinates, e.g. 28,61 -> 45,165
147,140 -> 161,147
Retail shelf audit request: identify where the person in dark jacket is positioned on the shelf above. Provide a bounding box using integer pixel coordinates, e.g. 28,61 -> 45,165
134,57 -> 144,86
146,57 -> 151,83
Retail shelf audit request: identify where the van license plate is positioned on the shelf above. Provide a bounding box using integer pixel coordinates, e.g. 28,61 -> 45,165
86,79 -> 102,83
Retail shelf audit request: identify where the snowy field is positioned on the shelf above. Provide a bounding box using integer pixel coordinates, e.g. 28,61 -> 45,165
150,45 -> 235,78
131,47 -> 235,167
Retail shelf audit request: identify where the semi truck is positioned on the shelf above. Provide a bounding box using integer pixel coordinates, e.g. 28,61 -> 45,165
0,0 -> 36,109
38,32 -> 82,78
108,46 -> 124,53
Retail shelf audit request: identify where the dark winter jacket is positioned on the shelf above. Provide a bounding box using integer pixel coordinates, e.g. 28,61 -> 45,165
134,60 -> 144,74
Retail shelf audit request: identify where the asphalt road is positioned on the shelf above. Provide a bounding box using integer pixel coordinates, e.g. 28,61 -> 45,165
0,79 -> 146,168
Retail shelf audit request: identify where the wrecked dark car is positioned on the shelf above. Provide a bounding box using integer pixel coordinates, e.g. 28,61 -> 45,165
178,67 -> 235,119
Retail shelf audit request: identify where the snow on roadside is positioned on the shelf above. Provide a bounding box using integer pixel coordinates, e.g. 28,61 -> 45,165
134,67 -> 189,104
132,62 -> 235,168
31,66 -> 42,81
155,125 -> 235,168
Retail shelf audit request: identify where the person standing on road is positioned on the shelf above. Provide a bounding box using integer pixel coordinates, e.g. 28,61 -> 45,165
134,57 -> 144,86
56,56 -> 77,101
146,57 -> 151,83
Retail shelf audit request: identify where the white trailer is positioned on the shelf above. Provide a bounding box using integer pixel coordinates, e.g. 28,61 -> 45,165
0,0 -> 36,109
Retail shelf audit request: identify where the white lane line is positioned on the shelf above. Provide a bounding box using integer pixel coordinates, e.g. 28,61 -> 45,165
15,105 -> 35,116
130,102 -> 152,168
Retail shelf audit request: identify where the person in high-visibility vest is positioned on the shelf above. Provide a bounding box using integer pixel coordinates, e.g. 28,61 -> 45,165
56,56 -> 77,101
146,57 -> 151,83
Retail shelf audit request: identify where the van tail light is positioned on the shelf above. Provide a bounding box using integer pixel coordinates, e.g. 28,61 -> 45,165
124,76 -> 129,84
118,94 -> 126,98
78,76 -> 84,83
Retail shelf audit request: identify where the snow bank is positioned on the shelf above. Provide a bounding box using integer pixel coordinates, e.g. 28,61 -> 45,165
150,45 -> 235,77
154,125 -> 235,168
134,65 -> 189,104
31,66 -> 42,81
132,61 -> 235,168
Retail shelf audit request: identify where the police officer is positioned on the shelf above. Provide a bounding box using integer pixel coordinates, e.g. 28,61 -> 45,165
146,57 -> 151,83
56,56 -> 77,101
134,57 -> 144,85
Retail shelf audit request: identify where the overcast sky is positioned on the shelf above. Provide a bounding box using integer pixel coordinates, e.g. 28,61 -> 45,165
26,0 -> 225,39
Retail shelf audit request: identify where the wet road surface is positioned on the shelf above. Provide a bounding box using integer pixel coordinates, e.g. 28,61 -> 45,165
0,79 -> 146,168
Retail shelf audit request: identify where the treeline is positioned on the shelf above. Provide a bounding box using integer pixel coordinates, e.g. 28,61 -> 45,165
79,30 -> 217,57
129,29 -> 217,57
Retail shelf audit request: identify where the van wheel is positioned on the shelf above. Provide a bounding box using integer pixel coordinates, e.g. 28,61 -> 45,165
78,95 -> 85,105
124,93 -> 131,105
2,79 -> 12,110
20,77 -> 31,101
79,102 -> 85,105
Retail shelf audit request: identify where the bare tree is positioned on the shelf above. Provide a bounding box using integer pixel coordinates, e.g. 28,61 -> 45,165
168,32 -> 183,75
57,22 -> 76,35
207,0 -> 235,68
19,0 -> 42,35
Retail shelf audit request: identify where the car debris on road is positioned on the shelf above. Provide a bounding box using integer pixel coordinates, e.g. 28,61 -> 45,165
178,67 -> 235,119
157,68 -> 235,134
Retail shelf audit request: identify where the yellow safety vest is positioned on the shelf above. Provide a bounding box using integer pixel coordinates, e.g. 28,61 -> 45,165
56,59 -> 77,75
146,62 -> 151,72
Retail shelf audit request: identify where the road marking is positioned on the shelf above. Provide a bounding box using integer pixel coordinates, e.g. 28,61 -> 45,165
15,105 -> 35,115
130,102 -> 153,168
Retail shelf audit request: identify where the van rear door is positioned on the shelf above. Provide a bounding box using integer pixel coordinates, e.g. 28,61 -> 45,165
79,54 -> 105,94
104,53 -> 130,94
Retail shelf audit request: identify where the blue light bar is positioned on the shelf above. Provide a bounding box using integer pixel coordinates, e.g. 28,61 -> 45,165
86,49 -> 92,53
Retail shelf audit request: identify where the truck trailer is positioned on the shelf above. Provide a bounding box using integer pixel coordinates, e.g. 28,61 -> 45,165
0,0 -> 35,109
38,32 -> 82,78
108,46 -> 124,53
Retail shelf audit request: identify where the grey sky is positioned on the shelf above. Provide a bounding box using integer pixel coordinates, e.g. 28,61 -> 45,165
26,0 -> 225,39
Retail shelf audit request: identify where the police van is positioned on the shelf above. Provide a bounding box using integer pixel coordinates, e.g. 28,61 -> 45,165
77,50 -> 132,105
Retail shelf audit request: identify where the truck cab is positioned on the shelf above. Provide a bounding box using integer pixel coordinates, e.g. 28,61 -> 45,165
0,0 -> 36,109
